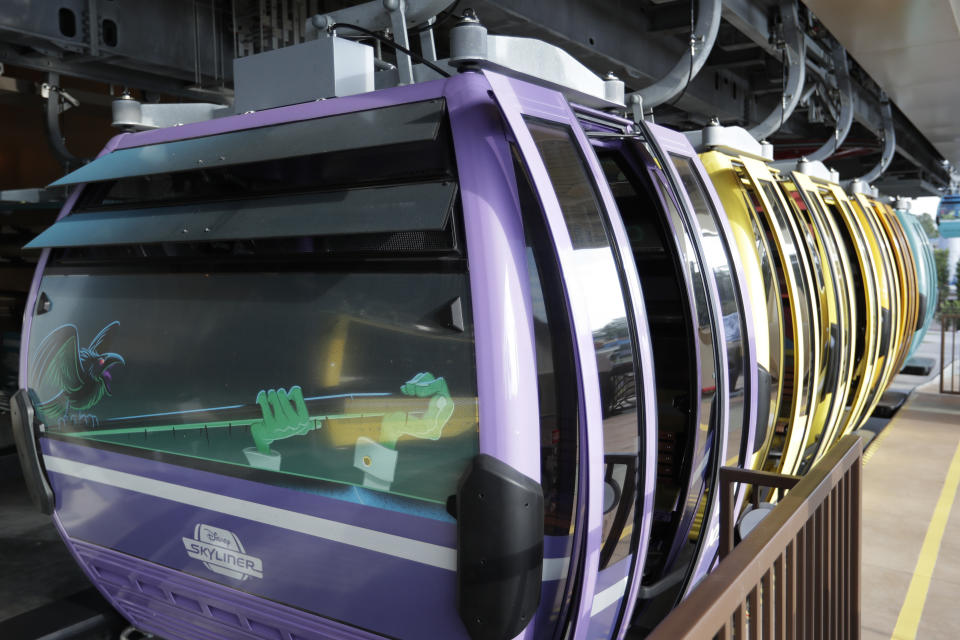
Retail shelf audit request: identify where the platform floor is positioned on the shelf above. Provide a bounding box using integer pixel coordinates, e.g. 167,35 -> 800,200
862,330 -> 960,640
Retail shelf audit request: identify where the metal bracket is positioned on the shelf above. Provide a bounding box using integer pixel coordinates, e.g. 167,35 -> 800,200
305,1 -> 455,86
748,0 -> 806,140
306,0 -> 455,35
419,16 -> 438,62
387,1 -> 414,85
111,95 -> 229,131
627,0 -> 721,110
629,94 -> 644,123
807,40 -> 852,162
718,466 -> 800,560
42,72 -> 85,171
859,96 -> 896,184
40,82 -> 79,110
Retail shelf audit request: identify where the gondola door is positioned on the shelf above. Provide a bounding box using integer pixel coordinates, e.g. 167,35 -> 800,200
484,72 -> 658,640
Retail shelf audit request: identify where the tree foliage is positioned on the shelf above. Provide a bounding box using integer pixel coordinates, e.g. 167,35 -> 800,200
935,248 -> 951,308
918,213 -> 939,238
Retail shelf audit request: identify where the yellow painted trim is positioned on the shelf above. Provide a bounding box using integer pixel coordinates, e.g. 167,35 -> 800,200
891,438 -> 960,639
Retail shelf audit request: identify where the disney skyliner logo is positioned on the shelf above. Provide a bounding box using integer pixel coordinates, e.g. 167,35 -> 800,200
182,524 -> 263,581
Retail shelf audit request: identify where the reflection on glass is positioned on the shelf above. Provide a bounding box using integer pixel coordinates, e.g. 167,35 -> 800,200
513,145 -> 581,634
598,151 -> 695,583
757,180 -> 817,429
784,183 -> 848,470
850,196 -> 894,398
650,174 -> 718,486
526,119 -> 642,574
822,193 -> 873,417
737,190 -> 782,443
738,178 -> 805,471
29,270 -> 478,515
670,155 -> 745,467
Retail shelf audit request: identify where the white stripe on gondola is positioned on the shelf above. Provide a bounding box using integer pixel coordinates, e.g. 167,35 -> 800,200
591,576 -> 629,616
44,455 -> 458,571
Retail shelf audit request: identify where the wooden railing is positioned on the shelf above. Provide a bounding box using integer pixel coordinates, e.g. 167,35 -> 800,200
941,313 -> 960,394
647,434 -> 863,639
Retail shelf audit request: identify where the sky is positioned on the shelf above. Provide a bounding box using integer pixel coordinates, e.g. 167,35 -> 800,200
907,196 -> 941,217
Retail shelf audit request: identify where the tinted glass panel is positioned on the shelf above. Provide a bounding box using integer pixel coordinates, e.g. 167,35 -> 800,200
784,184 -> 846,470
512,147 -> 581,637
735,188 -> 782,447
525,119 -> 642,572
29,269 -> 477,515
650,172 -> 719,523
670,154 -> 745,467
939,197 -> 960,220
29,103 -> 476,519
28,182 -> 458,249
823,194 -> 870,403
53,100 -> 447,188
758,180 -> 816,424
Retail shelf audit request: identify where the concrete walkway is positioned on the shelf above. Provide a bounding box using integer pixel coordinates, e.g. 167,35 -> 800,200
862,331 -> 960,639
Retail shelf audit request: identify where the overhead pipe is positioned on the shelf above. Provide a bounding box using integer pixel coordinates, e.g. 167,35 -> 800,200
748,0 -> 806,141
859,97 -> 896,184
806,41 -> 853,162
627,0 -> 722,111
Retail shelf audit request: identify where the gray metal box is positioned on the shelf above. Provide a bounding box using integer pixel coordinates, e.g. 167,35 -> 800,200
233,37 -> 374,113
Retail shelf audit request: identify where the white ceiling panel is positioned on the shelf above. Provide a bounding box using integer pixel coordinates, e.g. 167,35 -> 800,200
803,0 -> 960,168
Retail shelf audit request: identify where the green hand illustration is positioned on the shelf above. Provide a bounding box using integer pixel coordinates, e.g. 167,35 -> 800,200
250,386 -> 314,454
380,372 -> 455,448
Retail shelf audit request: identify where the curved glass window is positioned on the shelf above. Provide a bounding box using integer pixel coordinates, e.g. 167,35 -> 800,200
670,154 -> 746,467
525,119 -> 643,573
512,146 -> 582,638
27,107 -> 477,518
29,267 -> 478,513
596,143 -> 719,602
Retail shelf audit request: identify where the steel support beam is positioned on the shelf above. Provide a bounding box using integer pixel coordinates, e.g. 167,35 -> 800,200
0,45 -> 231,103
721,0 -> 776,53
305,0 -> 456,34
0,1 -> 231,98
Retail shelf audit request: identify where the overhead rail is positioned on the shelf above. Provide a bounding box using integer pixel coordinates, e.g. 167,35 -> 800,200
627,0 -> 722,111
806,41 -> 853,162
749,0 -> 806,141
647,434 -> 863,640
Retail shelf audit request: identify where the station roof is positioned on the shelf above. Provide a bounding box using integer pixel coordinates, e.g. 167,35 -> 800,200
803,0 -> 960,170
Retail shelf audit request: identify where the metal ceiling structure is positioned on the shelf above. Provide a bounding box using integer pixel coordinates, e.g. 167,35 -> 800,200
0,0 -> 953,196
801,0 -> 960,194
